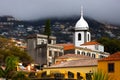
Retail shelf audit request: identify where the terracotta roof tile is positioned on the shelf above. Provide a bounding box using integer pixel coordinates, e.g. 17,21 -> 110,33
81,41 -> 101,46
50,59 -> 98,68
56,43 -> 75,50
99,52 -> 120,61
57,54 -> 92,59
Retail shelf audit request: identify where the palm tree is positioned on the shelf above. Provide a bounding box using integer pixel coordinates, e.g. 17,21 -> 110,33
92,70 -> 112,80
0,56 -> 19,80
12,71 -> 30,80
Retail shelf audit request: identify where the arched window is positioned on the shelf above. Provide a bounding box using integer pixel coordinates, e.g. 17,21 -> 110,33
81,52 -> 85,55
92,54 -> 96,58
77,51 -> 80,54
78,33 -> 81,40
87,52 -> 91,56
88,34 -> 90,41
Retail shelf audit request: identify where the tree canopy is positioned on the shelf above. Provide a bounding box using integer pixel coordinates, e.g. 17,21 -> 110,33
97,37 -> 120,54
0,37 -> 33,65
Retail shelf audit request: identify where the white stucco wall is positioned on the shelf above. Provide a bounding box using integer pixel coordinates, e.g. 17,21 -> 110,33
80,44 -> 104,52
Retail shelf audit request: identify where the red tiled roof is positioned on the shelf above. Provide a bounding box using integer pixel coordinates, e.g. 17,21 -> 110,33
81,41 -> 101,46
50,59 -> 98,68
57,54 -> 92,59
99,52 -> 120,61
56,43 -> 75,50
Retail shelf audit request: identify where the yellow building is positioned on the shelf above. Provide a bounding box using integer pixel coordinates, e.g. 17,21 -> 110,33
98,52 -> 120,80
38,54 -> 98,80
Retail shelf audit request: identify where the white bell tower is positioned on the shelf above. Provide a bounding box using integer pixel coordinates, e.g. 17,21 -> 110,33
73,6 -> 91,47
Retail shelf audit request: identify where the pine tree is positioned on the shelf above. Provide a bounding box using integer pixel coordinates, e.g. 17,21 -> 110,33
44,19 -> 51,44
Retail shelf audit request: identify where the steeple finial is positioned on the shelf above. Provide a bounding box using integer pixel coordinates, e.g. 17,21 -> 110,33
81,6 -> 83,17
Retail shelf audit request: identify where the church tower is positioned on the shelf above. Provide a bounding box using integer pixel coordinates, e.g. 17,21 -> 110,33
73,7 -> 91,47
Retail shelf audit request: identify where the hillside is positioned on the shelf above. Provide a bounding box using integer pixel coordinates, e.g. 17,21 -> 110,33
0,16 -> 120,43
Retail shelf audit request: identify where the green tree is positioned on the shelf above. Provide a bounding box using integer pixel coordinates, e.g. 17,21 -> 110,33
97,37 -> 120,54
0,37 -> 33,65
44,19 -> 51,44
8,46 -> 33,65
0,56 -> 19,80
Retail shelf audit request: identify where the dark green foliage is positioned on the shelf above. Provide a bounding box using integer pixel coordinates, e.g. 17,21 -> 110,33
97,37 -> 120,54
44,19 -> 51,36
92,70 -> 112,80
0,37 -> 33,65
44,19 -> 51,43
0,56 -> 19,79
12,71 -> 30,80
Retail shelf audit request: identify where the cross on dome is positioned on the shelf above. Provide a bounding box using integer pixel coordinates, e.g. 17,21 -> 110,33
81,6 -> 83,18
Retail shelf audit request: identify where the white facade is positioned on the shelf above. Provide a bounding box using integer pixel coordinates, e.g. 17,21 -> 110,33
75,47 -> 109,58
73,7 -> 109,58
81,44 -> 104,52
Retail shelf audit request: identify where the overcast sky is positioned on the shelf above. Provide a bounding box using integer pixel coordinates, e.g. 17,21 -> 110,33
0,0 -> 120,25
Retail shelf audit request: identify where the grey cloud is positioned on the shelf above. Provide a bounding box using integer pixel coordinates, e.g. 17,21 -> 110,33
0,0 -> 119,25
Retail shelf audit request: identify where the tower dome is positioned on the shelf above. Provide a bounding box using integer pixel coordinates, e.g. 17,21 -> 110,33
75,7 -> 89,30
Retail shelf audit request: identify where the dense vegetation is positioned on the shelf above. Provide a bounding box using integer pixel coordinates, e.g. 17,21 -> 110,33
0,56 -> 30,80
0,36 -> 33,65
97,37 -> 120,54
0,56 -> 19,79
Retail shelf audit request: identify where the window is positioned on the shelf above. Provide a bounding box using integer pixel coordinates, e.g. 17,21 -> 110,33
68,71 -> 74,78
41,71 -> 47,78
87,52 -> 91,56
88,34 -> 90,41
54,51 -> 58,57
77,72 -> 83,80
41,40 -> 44,44
78,33 -> 81,40
81,52 -> 85,55
77,51 -> 80,54
59,52 -> 63,56
108,63 -> 114,72
95,45 -> 98,50
48,39 -> 51,44
54,73 -> 65,79
99,55 -> 105,58
49,50 -> 52,56
92,54 -> 96,58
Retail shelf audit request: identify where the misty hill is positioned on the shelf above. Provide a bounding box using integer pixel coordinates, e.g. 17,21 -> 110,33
27,16 -> 120,43
0,16 -> 120,43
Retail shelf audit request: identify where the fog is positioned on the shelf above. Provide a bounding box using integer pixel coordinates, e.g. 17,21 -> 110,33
0,0 -> 120,25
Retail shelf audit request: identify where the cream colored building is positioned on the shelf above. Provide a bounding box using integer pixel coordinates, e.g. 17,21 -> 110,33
27,34 -> 64,65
